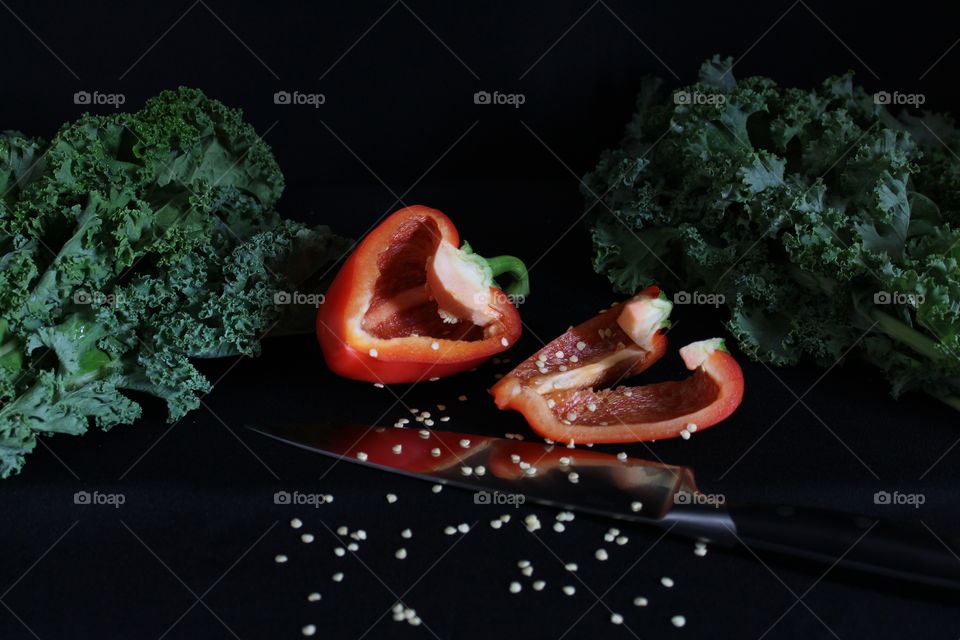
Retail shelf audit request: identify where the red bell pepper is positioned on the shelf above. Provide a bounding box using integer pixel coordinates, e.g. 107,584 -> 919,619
317,206 -> 528,383
491,287 -> 744,443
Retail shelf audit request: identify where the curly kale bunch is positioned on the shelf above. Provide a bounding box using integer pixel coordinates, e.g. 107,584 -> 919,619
586,56 -> 960,411
0,88 -> 349,477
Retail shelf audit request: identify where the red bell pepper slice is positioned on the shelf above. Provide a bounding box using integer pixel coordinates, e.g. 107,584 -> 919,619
317,205 -> 528,383
491,288 -> 744,443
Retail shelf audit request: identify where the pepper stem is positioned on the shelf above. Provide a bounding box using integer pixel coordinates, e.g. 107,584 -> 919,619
460,242 -> 530,298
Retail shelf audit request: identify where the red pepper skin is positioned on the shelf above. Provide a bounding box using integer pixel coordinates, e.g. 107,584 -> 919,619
491,289 -> 744,444
317,206 -> 522,383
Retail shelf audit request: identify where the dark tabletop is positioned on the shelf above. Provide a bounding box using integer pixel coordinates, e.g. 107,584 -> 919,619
2,2 -> 959,639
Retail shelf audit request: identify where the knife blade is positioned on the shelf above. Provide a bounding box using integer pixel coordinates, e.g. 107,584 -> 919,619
249,422 -> 960,590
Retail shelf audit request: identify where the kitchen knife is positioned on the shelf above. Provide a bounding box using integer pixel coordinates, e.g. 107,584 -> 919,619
249,422 -> 960,590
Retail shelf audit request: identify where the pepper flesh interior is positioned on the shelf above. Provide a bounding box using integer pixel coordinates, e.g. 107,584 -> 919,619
360,215 -> 487,341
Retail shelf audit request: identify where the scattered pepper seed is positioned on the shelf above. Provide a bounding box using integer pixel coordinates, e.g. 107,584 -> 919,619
616,536 -> 628,546
432,484 -> 443,493
457,523 -> 470,533
332,572 -> 344,582
307,592 -> 321,602
595,548 -> 609,561
290,518 -> 303,529
386,493 -> 398,504
576,341 -> 586,350
565,563 -> 578,572
523,515 -> 542,532
633,596 -> 648,607
302,624 -> 317,636
430,448 -> 441,457
631,501 -> 643,512
334,547 -> 345,557
459,439 -> 471,448
533,580 -> 546,591
395,548 -> 408,560
553,522 -> 566,533
694,542 -> 708,557
490,519 -> 503,529
611,613 -> 624,625
501,337 -> 509,347
336,526 -> 348,536
443,526 -> 456,535
301,534 -> 315,544
562,585 -> 576,596
368,348 -> 378,358
509,581 -> 522,593
431,341 -> 440,350
357,452 -> 368,461
671,615 -> 687,628
616,452 -> 627,461
274,554 -> 288,564
347,543 -> 359,552
661,576 -> 675,588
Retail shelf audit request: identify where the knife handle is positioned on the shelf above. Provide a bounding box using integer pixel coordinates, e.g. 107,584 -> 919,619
727,504 -> 960,590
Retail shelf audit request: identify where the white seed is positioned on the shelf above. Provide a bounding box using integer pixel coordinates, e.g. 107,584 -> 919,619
587,403 -> 597,412
421,412 -> 431,419
500,514 -> 511,522
357,452 -> 368,461
631,501 -> 643,512
555,351 -> 564,358
274,554 -> 288,564
617,452 -> 627,461
518,560 -> 531,569
566,412 -> 578,421
490,519 -> 503,529
460,439 -> 471,448
432,484 -> 443,493
686,423 -> 698,432
336,526 -> 348,536
444,526 -> 456,535
558,365 -> 568,371
461,466 -> 473,476
633,596 -> 648,607
546,398 -> 556,409
576,341 -> 586,350
553,522 -> 566,533
694,542 -> 708,557
386,493 -> 398,504
290,518 -> 303,529
301,533 -> 315,543
356,530 -> 367,541
533,580 -> 546,591
509,581 -> 522,593
392,444 -> 402,454
501,337 -> 509,347
671,615 -> 686,628
302,624 -> 317,636
395,548 -> 408,560
401,528 -> 413,539
332,572 -> 344,582
307,592 -> 321,602
569,355 -> 579,363
562,585 -> 576,596
347,543 -> 359,552
661,576 -> 675,588
559,456 -> 571,466
679,429 -> 691,440
440,416 -> 450,422
595,548 -> 609,561
604,533 -> 615,542
616,536 -> 628,546
368,348 -> 378,358
538,367 -> 549,374
611,613 -> 624,625
519,461 -> 530,470
521,566 -> 534,577
431,448 -> 441,457
523,515 -> 541,532
419,430 -> 430,438
475,465 -> 486,476
431,341 -> 440,350
565,562 -> 578,572
334,547 -> 345,556
374,382 -> 384,388
457,523 -> 470,533
424,419 -> 434,426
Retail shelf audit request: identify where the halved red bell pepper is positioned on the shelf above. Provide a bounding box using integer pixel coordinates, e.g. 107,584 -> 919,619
491,288 -> 744,443
317,206 -> 528,383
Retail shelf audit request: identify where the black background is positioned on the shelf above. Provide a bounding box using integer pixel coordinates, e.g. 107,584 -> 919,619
2,1 -> 960,639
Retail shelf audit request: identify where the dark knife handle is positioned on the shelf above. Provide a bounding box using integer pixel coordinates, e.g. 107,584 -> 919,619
728,504 -> 960,590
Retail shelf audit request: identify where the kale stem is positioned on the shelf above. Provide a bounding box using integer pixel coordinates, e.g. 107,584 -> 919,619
485,255 -> 530,298
870,309 -> 944,362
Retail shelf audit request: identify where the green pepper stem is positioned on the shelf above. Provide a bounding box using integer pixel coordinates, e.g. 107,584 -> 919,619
485,255 -> 530,298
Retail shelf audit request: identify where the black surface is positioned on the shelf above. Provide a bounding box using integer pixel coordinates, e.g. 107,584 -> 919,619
3,2 -> 960,639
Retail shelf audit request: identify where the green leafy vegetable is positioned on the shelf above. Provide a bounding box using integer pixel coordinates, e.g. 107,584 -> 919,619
586,56 -> 960,410
0,88 -> 349,477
